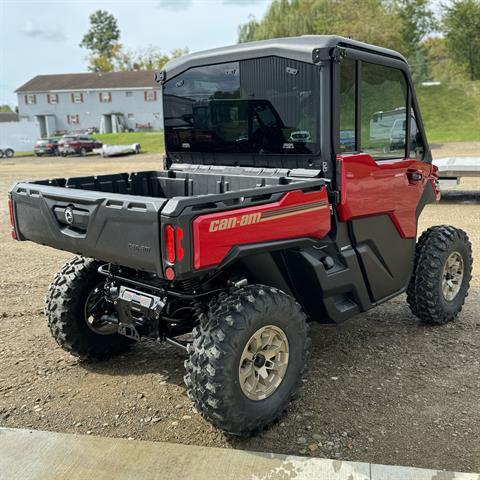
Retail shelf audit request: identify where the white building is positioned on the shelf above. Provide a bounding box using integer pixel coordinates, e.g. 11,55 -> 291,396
15,71 -> 163,137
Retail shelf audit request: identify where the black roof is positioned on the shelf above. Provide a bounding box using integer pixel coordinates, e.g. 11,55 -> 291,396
16,71 -> 156,93
162,35 -> 407,80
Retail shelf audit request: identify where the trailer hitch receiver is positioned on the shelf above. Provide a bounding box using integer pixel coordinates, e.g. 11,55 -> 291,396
113,286 -> 165,341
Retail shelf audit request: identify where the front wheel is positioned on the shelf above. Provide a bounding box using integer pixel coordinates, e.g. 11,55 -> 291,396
45,256 -> 132,360
407,226 -> 473,325
80,147 -> 87,157
184,285 -> 308,436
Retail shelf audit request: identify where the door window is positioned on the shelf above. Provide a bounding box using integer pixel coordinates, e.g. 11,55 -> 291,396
360,62 -> 407,159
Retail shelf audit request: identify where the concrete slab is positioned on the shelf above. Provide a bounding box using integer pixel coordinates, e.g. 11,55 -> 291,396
371,463 -> 480,480
0,427 -> 478,480
0,427 -> 370,480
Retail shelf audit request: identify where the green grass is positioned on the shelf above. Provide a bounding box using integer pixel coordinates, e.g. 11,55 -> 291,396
13,152 -> 34,158
416,82 -> 480,143
94,131 -> 165,154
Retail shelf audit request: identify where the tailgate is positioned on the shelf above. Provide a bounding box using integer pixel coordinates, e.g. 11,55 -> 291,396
10,182 -> 166,274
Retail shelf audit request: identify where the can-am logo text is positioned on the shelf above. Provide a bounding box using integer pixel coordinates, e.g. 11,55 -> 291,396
209,213 -> 261,232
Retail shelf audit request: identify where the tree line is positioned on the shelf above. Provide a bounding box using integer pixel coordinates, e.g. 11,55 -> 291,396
80,2 -> 480,82
237,0 -> 480,82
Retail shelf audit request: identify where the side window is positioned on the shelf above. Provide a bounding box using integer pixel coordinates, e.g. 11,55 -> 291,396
361,62 -> 407,159
339,58 -> 356,153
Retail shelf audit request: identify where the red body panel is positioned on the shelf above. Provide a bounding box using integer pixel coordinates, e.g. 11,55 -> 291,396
192,188 -> 331,270
336,153 -> 432,238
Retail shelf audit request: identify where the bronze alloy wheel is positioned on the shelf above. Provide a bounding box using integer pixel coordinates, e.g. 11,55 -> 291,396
239,325 -> 289,401
442,251 -> 464,301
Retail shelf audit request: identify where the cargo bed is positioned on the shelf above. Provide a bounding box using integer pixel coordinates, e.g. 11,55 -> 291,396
9,164 -> 326,277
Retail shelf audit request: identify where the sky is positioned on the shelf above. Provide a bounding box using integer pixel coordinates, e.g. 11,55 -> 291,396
0,0 -> 270,107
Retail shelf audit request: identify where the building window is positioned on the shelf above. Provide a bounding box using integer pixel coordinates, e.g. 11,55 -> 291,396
127,113 -> 135,119
71,92 -> 83,104
47,93 -> 58,104
144,90 -> 157,102
125,91 -> 133,97
67,114 -> 80,125
25,94 -> 36,105
99,92 -> 112,103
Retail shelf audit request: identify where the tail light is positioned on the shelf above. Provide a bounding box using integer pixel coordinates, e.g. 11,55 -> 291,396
47,143 -> 53,148
165,225 -> 176,263
176,227 -> 184,261
163,224 -> 184,280
8,196 -> 17,240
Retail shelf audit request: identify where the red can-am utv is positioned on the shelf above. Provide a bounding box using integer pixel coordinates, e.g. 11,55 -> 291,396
8,36 -> 473,436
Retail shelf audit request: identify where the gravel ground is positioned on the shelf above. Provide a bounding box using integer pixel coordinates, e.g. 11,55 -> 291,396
0,149 -> 479,473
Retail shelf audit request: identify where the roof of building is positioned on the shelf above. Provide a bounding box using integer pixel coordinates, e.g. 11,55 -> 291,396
0,112 -> 19,122
163,35 -> 407,80
15,70 -> 156,93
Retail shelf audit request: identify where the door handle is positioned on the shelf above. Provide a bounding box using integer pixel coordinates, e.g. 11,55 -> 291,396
406,170 -> 423,183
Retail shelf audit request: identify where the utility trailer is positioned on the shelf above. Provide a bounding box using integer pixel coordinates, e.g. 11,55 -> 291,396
8,35 -> 473,436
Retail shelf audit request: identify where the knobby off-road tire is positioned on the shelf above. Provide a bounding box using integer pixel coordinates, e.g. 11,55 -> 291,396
407,225 -> 472,325
45,256 -> 131,360
184,285 -> 308,436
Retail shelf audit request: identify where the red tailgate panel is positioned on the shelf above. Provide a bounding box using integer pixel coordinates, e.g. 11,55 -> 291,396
192,188 -> 330,270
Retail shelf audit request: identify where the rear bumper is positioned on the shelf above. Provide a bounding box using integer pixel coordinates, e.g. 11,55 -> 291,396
10,182 -> 167,275
35,148 -> 56,155
58,147 -> 80,154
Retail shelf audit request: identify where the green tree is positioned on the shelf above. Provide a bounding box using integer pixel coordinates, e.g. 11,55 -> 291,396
393,0 -> 436,58
80,10 -> 121,72
0,105 -> 13,112
314,0 -> 404,51
238,0 -> 435,63
238,0 -> 319,43
442,0 -> 480,80
115,46 -> 189,71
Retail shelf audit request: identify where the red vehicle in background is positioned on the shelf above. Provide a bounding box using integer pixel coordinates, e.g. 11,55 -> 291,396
58,135 -> 102,156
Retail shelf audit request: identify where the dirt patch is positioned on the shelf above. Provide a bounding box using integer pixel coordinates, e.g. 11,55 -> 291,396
431,141 -> 480,158
1,151 -> 479,473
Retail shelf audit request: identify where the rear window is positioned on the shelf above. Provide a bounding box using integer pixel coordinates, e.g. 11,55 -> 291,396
163,57 -> 319,155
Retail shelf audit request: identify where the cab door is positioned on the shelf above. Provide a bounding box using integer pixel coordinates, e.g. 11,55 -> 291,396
334,54 -> 438,302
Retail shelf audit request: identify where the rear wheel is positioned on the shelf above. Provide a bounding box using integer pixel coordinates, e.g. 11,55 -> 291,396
407,226 -> 472,325
80,147 -> 87,157
4,148 -> 14,158
45,256 -> 131,360
184,285 -> 308,436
